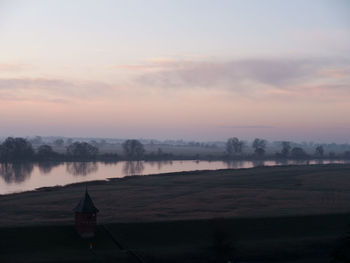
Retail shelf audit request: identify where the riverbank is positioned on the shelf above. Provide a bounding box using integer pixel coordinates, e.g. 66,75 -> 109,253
1,164 -> 350,226
2,159 -> 349,195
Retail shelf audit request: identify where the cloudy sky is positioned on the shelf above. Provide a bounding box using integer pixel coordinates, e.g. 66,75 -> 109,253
0,0 -> 349,142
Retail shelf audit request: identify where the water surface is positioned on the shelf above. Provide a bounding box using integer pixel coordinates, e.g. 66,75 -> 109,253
0,159 -> 348,194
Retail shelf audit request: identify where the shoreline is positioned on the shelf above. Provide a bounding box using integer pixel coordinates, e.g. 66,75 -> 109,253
2,162 -> 349,197
1,163 -> 350,227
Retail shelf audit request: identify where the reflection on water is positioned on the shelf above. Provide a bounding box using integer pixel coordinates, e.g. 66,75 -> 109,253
315,159 -> 324,165
38,162 -> 61,174
0,162 -> 33,183
66,162 -> 98,176
147,160 -> 173,170
224,160 -> 245,169
123,161 -> 144,176
252,160 -> 265,167
0,159 -> 349,194
275,159 -> 288,166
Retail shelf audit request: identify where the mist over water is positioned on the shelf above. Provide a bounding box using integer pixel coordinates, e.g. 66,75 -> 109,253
0,160 -> 349,195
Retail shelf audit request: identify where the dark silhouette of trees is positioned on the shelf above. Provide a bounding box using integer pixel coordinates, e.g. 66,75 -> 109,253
291,147 -> 308,159
37,145 -> 56,159
66,142 -> 98,159
315,145 -> 324,157
329,151 -> 337,158
53,139 -> 64,147
0,137 -> 34,162
281,141 -> 291,157
252,138 -> 266,156
30,136 -> 43,145
89,140 -> 98,147
122,139 -> 145,160
344,151 -> 350,159
226,137 -> 244,156
0,136 -> 348,162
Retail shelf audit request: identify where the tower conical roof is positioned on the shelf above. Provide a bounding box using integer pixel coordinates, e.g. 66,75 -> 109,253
73,189 -> 99,213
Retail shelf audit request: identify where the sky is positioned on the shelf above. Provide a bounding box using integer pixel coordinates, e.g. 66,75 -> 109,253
0,0 -> 349,142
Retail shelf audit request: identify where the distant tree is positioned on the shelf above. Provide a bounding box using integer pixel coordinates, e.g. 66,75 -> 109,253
0,137 -> 34,161
344,151 -> 350,159
66,142 -> 98,158
281,141 -> 291,157
30,136 -> 43,145
122,139 -> 145,160
226,137 -> 244,156
37,145 -> 56,160
252,138 -> 266,156
99,139 -> 106,146
315,145 -> 324,157
89,140 -> 98,147
291,147 -> 308,159
329,151 -> 336,158
53,139 -> 64,147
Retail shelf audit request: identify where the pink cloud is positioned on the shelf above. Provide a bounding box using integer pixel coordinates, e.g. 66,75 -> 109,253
0,62 -> 27,71
317,68 -> 350,79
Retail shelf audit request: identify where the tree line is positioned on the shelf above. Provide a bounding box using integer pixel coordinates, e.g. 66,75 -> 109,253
0,137 -> 167,162
0,136 -> 349,162
225,137 -> 350,159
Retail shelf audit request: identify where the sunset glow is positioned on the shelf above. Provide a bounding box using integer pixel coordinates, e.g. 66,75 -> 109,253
1,0 -> 349,142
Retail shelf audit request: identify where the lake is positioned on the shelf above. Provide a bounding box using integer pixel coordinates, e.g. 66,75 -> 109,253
0,159 -> 349,194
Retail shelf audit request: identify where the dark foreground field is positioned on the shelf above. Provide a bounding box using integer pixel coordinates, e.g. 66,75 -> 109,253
1,214 -> 350,263
1,164 -> 350,262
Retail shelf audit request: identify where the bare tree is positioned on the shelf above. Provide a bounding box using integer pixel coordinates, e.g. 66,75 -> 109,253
281,141 -> 291,157
37,145 -> 57,160
226,137 -> 244,156
30,136 -> 43,145
53,139 -> 64,147
122,139 -> 145,160
315,145 -> 324,157
252,138 -> 266,156
66,142 -> 98,158
291,147 -> 308,159
0,137 -> 34,161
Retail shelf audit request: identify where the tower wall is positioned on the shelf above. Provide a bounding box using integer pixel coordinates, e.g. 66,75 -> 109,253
74,212 -> 97,238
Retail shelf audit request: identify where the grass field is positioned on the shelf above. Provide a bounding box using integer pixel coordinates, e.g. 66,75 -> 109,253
1,164 -> 350,262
